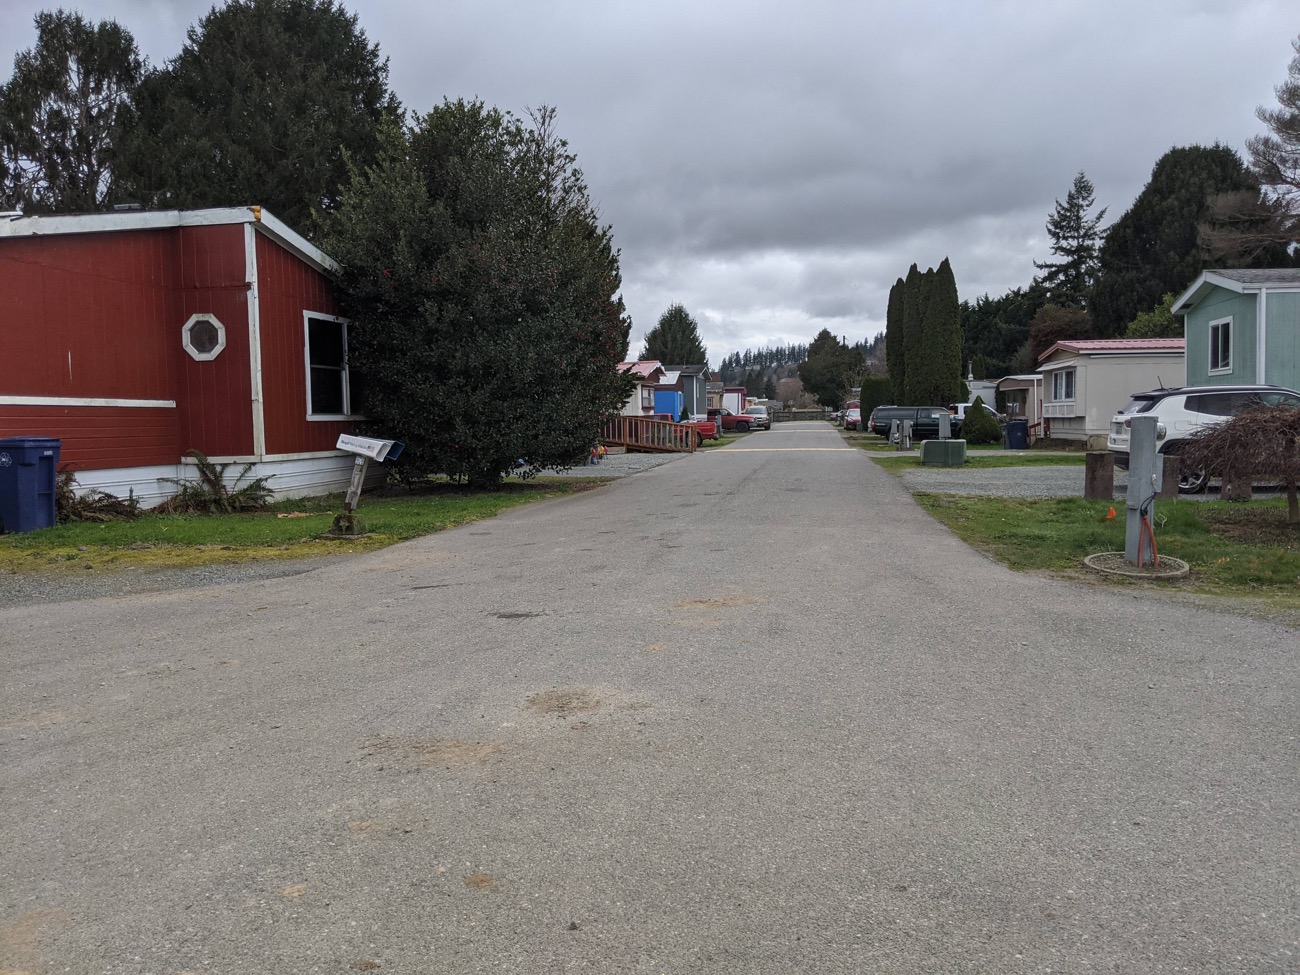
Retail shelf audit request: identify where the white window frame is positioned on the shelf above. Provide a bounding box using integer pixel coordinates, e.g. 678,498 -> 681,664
303,312 -> 353,420
181,313 -> 227,362
1051,368 -> 1076,403
1208,316 -> 1232,375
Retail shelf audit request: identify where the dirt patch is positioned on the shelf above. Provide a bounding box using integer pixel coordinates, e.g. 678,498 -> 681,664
643,644 -> 669,653
1,908 -> 70,969
278,884 -> 308,901
462,872 -> 497,891
525,688 -> 601,717
672,596 -> 759,609
1201,507 -> 1300,548
363,736 -> 505,768
0,710 -> 69,731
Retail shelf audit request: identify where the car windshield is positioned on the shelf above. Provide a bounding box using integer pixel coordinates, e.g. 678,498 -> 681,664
1117,397 -> 1160,415
745,407 -> 765,415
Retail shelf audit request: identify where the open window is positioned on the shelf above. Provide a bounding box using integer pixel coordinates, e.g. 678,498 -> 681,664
304,313 -> 353,419
1208,317 -> 1231,374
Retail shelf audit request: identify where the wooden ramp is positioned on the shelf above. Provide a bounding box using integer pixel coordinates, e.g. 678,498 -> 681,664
603,416 -> 697,453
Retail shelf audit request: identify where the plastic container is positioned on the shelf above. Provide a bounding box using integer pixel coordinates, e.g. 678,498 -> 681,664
0,437 -> 61,532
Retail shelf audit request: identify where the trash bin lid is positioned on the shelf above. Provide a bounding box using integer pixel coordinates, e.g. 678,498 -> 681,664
0,436 -> 62,447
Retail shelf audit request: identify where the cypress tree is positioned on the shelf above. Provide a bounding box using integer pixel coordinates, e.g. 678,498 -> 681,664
901,264 -> 926,404
885,276 -> 906,404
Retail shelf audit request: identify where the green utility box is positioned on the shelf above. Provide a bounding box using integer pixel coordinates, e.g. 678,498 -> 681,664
919,439 -> 967,467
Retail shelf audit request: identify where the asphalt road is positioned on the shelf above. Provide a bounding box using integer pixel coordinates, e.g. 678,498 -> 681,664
2,421 -> 1296,974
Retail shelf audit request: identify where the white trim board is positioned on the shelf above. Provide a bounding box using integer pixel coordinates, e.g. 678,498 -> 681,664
0,396 -> 176,408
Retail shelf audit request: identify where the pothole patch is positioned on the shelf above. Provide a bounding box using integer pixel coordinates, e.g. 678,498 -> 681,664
525,688 -> 601,717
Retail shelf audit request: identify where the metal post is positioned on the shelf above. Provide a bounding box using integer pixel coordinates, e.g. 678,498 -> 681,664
344,454 -> 369,512
938,412 -> 952,440
1125,415 -> 1160,565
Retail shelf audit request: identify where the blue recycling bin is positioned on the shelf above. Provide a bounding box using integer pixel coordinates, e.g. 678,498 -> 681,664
1006,419 -> 1029,450
0,437 -> 61,533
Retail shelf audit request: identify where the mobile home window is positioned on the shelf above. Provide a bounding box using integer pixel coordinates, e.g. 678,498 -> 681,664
1209,318 -> 1231,374
1051,368 -> 1075,401
305,314 -> 351,418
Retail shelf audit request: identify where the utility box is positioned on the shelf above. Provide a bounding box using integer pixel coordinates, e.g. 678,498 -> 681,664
920,439 -> 967,466
0,437 -> 61,533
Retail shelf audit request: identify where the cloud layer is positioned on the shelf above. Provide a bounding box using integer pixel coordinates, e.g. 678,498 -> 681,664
2,0 -> 1293,363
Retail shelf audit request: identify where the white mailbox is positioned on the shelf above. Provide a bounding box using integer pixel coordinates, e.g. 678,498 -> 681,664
336,434 -> 403,462
333,435 -> 405,530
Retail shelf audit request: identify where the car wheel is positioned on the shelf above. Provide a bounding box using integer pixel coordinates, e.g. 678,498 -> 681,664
1167,446 -> 1209,493
736,421 -> 750,432
1178,465 -> 1209,493
695,431 -> 703,448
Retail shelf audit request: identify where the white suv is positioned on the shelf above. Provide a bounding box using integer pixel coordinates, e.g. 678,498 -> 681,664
1107,384 -> 1300,492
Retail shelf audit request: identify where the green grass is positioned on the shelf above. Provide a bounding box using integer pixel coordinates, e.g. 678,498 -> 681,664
914,493 -> 1300,608
0,479 -> 605,574
869,452 -> 1086,471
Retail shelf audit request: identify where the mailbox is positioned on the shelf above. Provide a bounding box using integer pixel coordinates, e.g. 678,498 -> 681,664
331,434 -> 405,536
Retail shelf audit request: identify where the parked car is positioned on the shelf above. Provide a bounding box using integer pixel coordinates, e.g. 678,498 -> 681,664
869,405 -> 951,439
742,405 -> 771,430
843,407 -> 862,430
1106,384 -> 1300,492
707,407 -> 754,432
947,401 -> 1003,424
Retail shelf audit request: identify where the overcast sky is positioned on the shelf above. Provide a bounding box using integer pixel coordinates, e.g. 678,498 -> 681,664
2,0 -> 1296,364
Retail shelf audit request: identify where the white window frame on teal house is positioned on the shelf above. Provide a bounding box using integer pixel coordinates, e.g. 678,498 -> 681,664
1208,317 -> 1232,375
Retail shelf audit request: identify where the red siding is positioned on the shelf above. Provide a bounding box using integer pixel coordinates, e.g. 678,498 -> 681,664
254,233 -> 351,454
1,219 -> 349,471
173,224 -> 255,458
0,230 -> 180,400
0,405 -> 180,470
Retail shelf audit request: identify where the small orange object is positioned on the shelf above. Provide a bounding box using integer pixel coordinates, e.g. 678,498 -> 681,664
1105,506 -> 1117,520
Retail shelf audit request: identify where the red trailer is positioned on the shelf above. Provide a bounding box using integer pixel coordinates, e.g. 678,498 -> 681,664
0,207 -> 365,505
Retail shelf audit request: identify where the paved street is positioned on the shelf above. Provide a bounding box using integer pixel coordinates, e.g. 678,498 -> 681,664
2,421 -> 1296,974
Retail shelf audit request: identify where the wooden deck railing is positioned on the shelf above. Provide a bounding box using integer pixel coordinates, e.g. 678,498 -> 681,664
602,416 -> 697,453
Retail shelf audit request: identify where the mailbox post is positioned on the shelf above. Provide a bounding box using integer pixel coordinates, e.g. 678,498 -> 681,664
331,434 -> 404,536
1124,415 -> 1163,566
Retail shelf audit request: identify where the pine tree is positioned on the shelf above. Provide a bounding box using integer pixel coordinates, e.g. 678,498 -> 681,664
117,0 -> 401,236
1033,171 -> 1106,308
639,303 -> 708,366
1090,145 -> 1273,337
0,11 -> 144,212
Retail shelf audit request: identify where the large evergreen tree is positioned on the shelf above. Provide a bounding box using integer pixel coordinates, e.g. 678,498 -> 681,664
960,285 -> 1047,379
798,329 -> 863,409
118,0 -> 401,236
1033,171 -> 1107,308
1089,145 -> 1271,337
884,276 -> 906,403
639,303 -> 708,366
901,264 -> 927,403
1248,36 -> 1300,233
0,10 -> 144,212
323,100 -> 631,488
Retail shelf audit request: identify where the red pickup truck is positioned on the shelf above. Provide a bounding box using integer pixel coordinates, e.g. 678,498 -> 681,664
651,413 -> 718,445
707,407 -> 753,432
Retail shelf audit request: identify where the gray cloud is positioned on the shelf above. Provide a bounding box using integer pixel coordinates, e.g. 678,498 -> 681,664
2,0 -> 1294,363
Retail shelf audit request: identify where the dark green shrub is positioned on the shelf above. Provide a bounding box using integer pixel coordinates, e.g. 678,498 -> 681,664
962,396 -> 1002,444
156,450 -> 274,514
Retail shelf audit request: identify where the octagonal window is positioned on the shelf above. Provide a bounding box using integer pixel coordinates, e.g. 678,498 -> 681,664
182,313 -> 226,361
